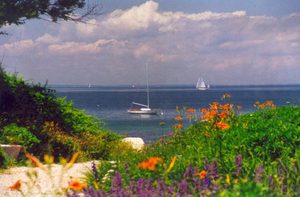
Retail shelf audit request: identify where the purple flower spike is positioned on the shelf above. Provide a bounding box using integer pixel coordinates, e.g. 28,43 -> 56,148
184,164 -> 194,180
234,155 -> 242,177
91,161 -> 99,182
255,164 -> 264,184
179,180 -> 189,195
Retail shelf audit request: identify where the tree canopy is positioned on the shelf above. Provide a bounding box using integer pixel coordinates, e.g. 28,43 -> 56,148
0,0 -> 100,34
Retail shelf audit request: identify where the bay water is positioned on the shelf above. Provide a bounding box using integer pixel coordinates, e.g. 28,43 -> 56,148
54,85 -> 300,143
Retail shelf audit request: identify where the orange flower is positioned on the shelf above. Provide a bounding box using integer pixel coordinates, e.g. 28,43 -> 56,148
206,110 -> 217,118
174,124 -> 184,128
237,106 -> 242,110
202,108 -> 208,113
217,122 -> 231,130
255,101 -> 260,105
69,180 -> 87,191
187,108 -> 195,113
8,180 -> 22,191
218,111 -> 228,119
174,116 -> 183,121
220,104 -> 229,110
225,94 -> 231,98
195,170 -> 207,179
210,104 -> 218,110
25,153 -> 45,170
204,131 -> 211,137
186,115 -> 193,119
213,102 -> 219,106
136,157 -> 163,171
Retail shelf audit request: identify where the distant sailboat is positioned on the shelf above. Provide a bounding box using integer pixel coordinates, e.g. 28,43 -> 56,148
196,76 -> 210,90
88,83 -> 91,88
127,63 -> 160,114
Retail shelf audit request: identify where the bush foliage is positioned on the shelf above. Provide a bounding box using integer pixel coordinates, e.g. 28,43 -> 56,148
0,66 -> 122,161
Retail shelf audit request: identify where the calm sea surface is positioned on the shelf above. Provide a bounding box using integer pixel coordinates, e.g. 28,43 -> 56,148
53,85 -> 300,143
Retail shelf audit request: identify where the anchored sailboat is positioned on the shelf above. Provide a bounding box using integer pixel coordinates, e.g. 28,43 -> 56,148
127,64 -> 160,114
196,76 -> 210,90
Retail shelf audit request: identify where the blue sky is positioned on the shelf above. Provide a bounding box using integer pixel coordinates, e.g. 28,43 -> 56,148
0,0 -> 299,85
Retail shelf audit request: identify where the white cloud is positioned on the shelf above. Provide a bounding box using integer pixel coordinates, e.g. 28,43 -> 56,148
47,39 -> 126,55
76,19 -> 98,37
36,33 -> 60,44
0,40 -> 42,55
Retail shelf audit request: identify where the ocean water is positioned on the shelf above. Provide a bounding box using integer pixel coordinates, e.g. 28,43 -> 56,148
53,85 -> 300,143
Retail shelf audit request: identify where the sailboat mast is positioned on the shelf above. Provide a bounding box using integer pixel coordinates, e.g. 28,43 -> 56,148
146,63 -> 150,108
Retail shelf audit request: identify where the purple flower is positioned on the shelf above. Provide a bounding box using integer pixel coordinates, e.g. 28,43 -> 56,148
184,164 -> 194,180
179,180 -> 189,195
91,161 -> 99,182
255,164 -> 264,184
234,155 -> 242,177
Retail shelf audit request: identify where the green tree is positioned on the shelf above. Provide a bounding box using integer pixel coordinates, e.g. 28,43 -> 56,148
0,0 -> 101,34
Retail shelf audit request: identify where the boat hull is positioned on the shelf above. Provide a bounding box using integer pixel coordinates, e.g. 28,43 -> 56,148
127,109 -> 159,114
197,87 -> 209,90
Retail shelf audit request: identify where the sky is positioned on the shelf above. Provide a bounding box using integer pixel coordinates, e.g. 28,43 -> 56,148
0,0 -> 299,86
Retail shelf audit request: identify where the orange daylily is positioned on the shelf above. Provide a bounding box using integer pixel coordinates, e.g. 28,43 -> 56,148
174,116 -> 183,121
136,157 -> 163,171
202,108 -> 208,113
217,122 -> 231,130
210,104 -> 218,110
220,104 -> 230,110
174,124 -> 184,128
237,106 -> 242,110
204,131 -> 211,137
187,108 -> 195,113
8,180 -> 22,191
186,115 -> 193,119
206,110 -> 217,118
25,153 -> 45,170
225,94 -> 231,98
218,111 -> 228,119
195,170 -> 208,179
69,180 -> 87,191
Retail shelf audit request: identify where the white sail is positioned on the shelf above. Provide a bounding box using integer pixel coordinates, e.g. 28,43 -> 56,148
196,75 -> 209,90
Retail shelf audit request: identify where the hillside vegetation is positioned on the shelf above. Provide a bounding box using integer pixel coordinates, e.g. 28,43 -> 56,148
0,66 -> 122,166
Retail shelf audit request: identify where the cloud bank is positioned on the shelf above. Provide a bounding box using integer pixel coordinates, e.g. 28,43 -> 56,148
0,1 -> 299,85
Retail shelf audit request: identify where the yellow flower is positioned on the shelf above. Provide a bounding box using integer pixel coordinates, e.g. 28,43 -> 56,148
44,154 -> 54,164
226,174 -> 231,185
165,156 -> 177,175
65,152 -> 79,169
69,180 -> 87,191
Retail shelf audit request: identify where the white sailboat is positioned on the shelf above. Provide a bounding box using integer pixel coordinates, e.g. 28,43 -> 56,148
196,76 -> 210,90
127,64 -> 160,114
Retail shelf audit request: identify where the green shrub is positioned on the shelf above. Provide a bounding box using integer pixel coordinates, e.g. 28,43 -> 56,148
0,145 -> 7,168
0,66 -> 122,161
0,124 -> 40,148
